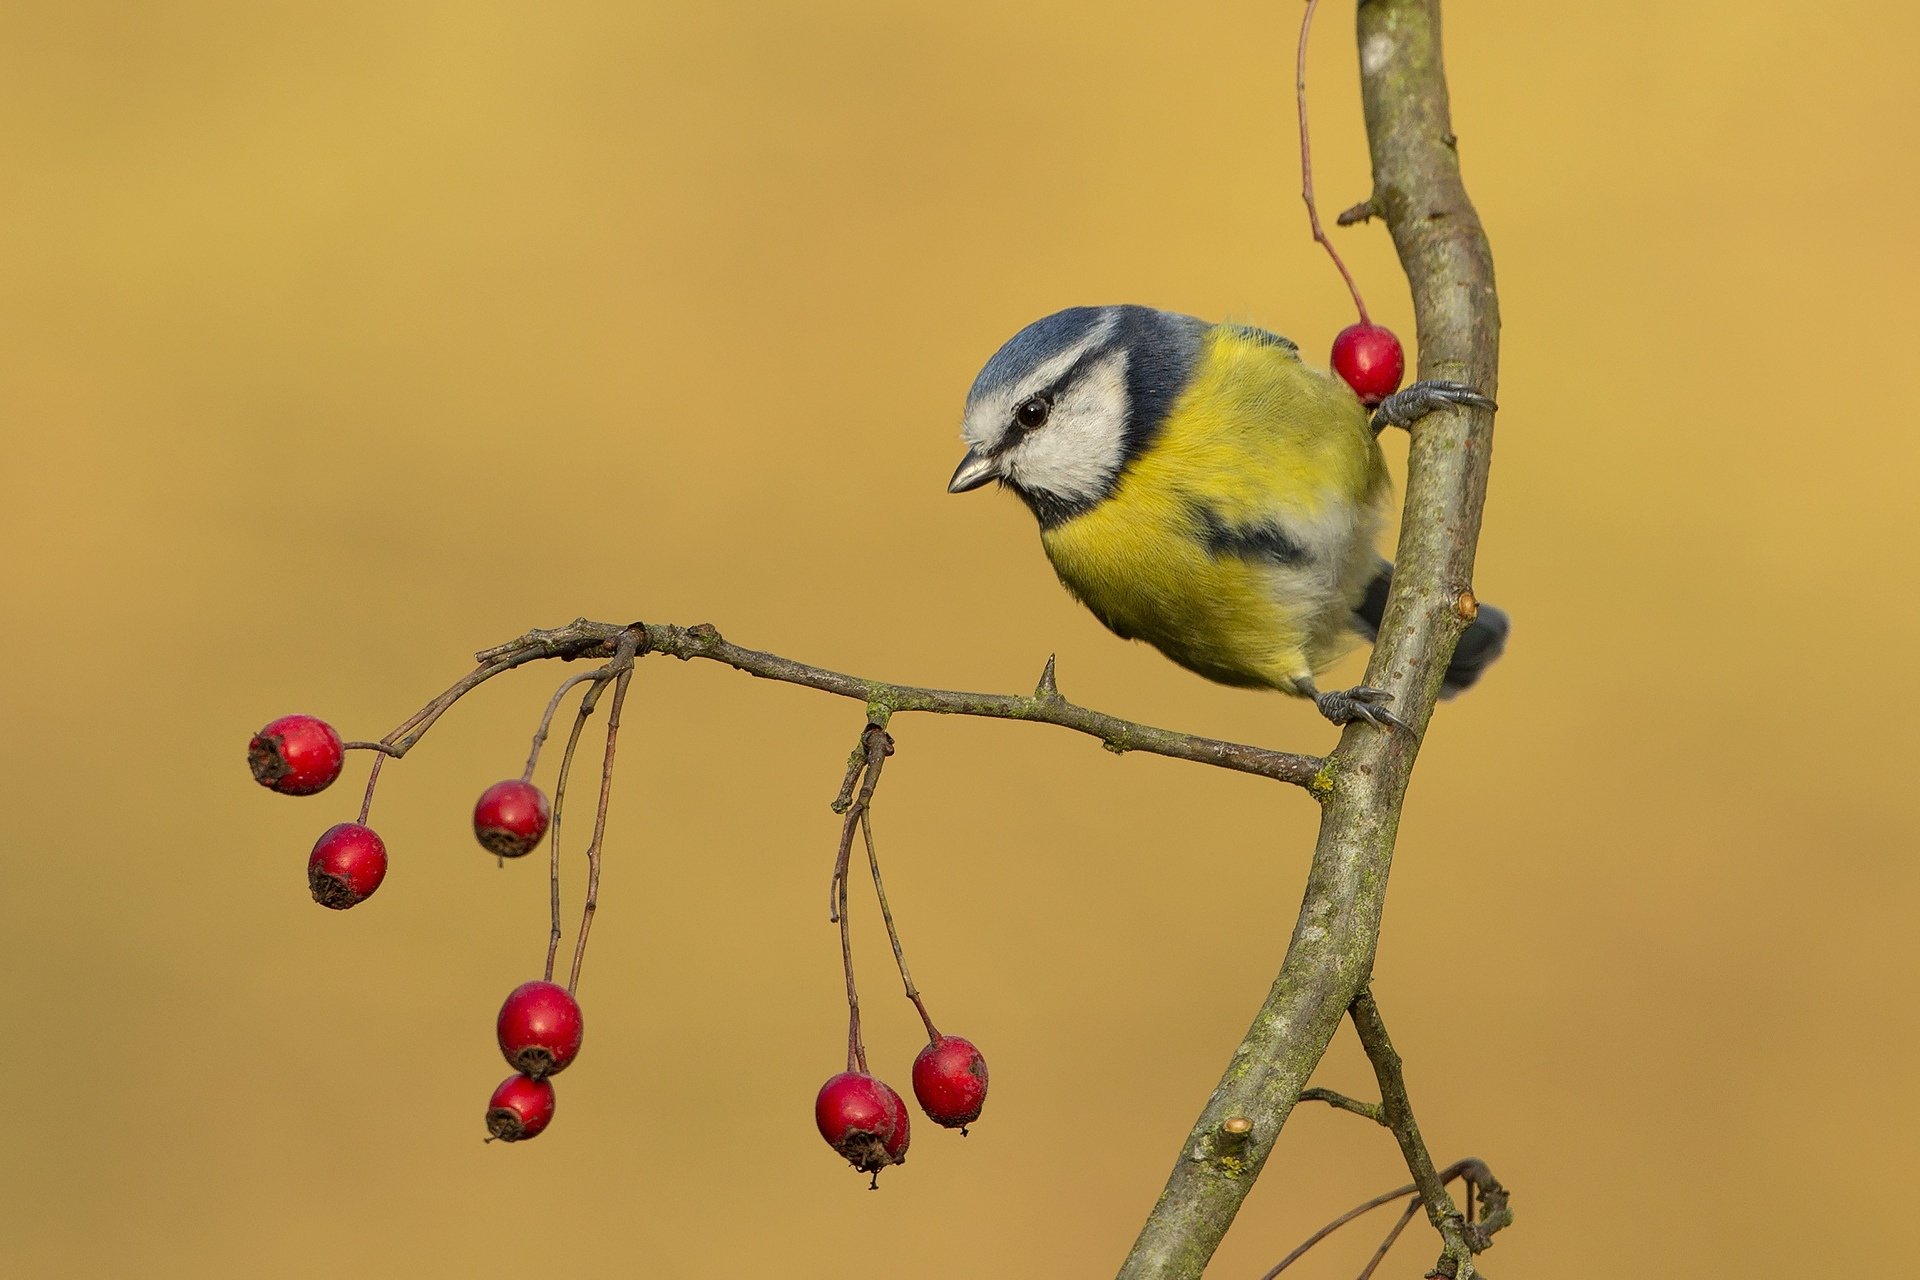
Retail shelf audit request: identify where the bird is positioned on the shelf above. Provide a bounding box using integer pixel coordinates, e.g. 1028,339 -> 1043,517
946,305 -> 1508,727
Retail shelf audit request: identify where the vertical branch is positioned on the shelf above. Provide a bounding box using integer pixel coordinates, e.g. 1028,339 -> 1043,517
1348,990 -> 1477,1277
1117,2 -> 1499,1275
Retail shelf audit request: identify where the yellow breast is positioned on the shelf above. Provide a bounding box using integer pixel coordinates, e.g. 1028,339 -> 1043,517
1039,325 -> 1387,690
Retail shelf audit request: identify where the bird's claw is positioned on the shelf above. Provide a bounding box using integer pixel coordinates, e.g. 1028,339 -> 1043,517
1370,379 -> 1497,432
1315,685 -> 1407,730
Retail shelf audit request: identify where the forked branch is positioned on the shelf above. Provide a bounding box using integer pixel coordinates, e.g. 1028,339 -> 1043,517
1115,1 -> 1503,1274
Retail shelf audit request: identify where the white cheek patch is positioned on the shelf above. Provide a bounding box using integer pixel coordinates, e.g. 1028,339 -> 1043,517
1003,347 -> 1130,504
960,311 -> 1119,456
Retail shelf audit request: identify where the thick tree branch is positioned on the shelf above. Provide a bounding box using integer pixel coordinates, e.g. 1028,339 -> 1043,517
460,617 -> 1324,788
1115,2 -> 1500,1274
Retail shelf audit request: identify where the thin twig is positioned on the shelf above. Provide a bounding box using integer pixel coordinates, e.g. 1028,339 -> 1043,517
1349,990 -> 1512,1276
1297,0 -> 1371,322
544,676 -> 609,983
1299,1087 -> 1385,1125
523,671 -> 604,781
838,845 -> 865,1074
1356,1196 -> 1422,1280
1256,1185 -> 1411,1279
828,725 -> 889,1073
348,641 -> 556,822
469,620 -> 1323,790
356,753 -> 385,826
1256,1160 -> 1495,1280
862,809 -> 940,1042
566,633 -> 640,995
383,655 -> 521,755
1349,989 -> 1471,1274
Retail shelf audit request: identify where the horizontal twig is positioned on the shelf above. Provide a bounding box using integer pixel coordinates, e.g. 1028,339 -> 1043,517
469,618 -> 1325,789
1299,1087 -> 1385,1125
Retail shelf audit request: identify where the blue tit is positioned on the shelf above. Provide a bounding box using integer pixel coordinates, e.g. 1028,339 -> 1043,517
946,305 -> 1507,726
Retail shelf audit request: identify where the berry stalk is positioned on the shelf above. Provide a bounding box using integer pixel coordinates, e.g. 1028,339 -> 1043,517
544,676 -> 610,982
566,636 -> 639,995
859,809 -> 940,1043
1296,0 -> 1372,324
522,670 -> 604,782
827,724 -> 893,1074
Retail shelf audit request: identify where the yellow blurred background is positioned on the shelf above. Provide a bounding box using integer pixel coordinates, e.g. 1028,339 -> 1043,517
4,2 -> 1916,1275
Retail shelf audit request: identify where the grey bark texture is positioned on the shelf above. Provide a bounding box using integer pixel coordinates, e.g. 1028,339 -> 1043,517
1115,1 -> 1500,1274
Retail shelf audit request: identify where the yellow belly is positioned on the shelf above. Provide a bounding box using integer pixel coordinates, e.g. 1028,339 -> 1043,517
1042,499 -> 1314,687
1038,324 -> 1388,691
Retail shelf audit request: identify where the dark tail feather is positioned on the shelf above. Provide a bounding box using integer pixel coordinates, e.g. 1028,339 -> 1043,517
1441,602 -> 1509,697
1351,561 -> 1510,699
1352,564 -> 1392,643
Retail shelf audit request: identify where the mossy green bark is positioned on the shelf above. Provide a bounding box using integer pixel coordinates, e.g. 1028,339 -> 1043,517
1114,1 -> 1500,1275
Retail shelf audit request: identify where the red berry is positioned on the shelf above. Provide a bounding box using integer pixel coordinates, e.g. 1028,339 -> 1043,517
249,714 -> 345,796
485,1073 -> 556,1142
912,1035 -> 989,1131
497,981 -> 584,1080
307,822 -> 388,909
472,779 -> 551,859
1330,322 -> 1406,407
815,1071 -> 910,1181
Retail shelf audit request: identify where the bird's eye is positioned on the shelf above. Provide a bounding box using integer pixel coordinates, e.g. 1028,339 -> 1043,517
1014,395 -> 1051,431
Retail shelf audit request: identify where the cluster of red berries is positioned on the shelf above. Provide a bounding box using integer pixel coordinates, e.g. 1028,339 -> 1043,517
250,712 -> 583,1141
808,725 -> 995,1186
254,679 -> 978,1174
815,1033 -> 989,1180
249,715 -> 388,907
486,980 -> 584,1142
249,714 -> 556,909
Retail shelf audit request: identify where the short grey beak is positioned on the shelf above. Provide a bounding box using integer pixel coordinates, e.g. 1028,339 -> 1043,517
947,448 -> 997,494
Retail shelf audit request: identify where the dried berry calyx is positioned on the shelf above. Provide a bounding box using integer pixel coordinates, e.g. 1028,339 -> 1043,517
473,779 -> 552,859
486,1074 -> 556,1142
912,1035 -> 989,1132
249,714 -> 346,796
307,822 -> 388,909
496,980 -> 585,1080
815,1071 -> 910,1185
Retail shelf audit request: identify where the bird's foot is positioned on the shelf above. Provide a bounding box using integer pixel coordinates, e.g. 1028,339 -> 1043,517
1314,685 -> 1407,730
1370,380 -> 1496,432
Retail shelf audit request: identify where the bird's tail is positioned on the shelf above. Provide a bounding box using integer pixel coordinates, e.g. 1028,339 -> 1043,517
1351,561 -> 1510,699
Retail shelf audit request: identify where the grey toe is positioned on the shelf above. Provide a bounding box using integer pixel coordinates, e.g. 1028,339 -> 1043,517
1370,380 -> 1498,432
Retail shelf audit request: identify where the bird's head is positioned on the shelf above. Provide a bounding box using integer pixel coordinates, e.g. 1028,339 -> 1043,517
948,305 -> 1205,527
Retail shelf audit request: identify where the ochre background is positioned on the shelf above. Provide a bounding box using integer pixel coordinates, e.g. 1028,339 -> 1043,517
5,3 -> 1916,1276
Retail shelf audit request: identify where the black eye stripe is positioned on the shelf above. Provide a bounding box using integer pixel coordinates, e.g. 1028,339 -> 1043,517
997,343 -> 1105,446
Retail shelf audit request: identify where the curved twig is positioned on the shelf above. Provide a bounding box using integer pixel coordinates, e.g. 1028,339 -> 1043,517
468,618 -> 1324,789
1116,2 -> 1501,1274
